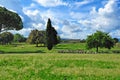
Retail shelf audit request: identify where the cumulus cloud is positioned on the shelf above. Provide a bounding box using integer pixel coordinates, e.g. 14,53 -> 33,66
22,5 -> 46,30
78,0 -> 120,37
62,24 -> 81,33
110,30 -> 120,38
33,0 -> 67,7
23,9 -> 44,23
9,28 -> 33,37
91,0 -> 120,32
70,12 -> 88,20
63,0 -> 120,39
60,19 -> 84,39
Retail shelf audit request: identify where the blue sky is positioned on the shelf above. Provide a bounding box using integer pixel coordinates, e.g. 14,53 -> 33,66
0,0 -> 120,39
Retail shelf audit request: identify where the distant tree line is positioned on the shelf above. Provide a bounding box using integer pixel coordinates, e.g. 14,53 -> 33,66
0,32 -> 26,45
14,33 -> 27,42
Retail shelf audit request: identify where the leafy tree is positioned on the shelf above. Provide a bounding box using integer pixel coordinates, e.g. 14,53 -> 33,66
0,32 -> 14,45
14,33 -> 26,42
46,18 -> 58,50
0,6 -> 23,32
38,31 -> 46,46
27,29 -> 37,44
27,29 -> 46,47
113,38 -> 119,43
34,30 -> 45,47
86,31 -> 114,52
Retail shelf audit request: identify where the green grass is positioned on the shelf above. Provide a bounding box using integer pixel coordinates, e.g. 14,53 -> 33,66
0,43 -> 47,53
0,43 -> 120,79
0,43 -> 87,53
1,42 -> 119,53
0,54 -> 120,80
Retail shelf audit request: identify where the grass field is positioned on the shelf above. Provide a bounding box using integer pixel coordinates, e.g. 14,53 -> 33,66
0,54 -> 120,80
0,42 -> 120,53
0,43 -> 86,53
0,43 -> 120,80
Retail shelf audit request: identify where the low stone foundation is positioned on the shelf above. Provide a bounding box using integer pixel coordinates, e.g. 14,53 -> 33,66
58,50 -> 97,54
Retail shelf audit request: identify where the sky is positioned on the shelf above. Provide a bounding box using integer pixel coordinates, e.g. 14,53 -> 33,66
0,0 -> 120,39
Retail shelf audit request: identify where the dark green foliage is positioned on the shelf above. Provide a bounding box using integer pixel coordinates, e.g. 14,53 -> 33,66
35,30 -> 46,47
14,33 -> 26,42
86,31 -> 114,52
46,18 -> 58,50
113,38 -> 119,43
51,27 -> 58,45
57,36 -> 61,43
0,6 -> 23,32
46,18 -> 53,50
27,29 -> 37,44
0,32 -> 14,45
27,29 -> 46,47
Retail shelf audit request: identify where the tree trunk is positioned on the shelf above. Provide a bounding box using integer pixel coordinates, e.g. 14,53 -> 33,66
36,43 -> 38,47
0,24 -> 2,33
96,47 -> 98,53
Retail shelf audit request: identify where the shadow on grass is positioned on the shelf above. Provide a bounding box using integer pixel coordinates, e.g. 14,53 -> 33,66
0,50 -> 4,54
0,50 -> 45,54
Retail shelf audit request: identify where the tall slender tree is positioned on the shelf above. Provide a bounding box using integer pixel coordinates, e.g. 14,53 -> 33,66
46,18 -> 58,50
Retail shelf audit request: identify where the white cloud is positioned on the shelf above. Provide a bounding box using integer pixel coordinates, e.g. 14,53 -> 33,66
79,0 -> 120,33
23,6 -> 46,30
110,30 -> 120,38
90,7 -> 97,16
60,31 -> 89,39
68,0 -> 120,39
70,12 -> 88,19
9,28 -> 33,37
32,23 -> 45,30
60,19 -> 85,39
75,0 -> 93,7
33,0 -> 67,7
93,0 -> 120,31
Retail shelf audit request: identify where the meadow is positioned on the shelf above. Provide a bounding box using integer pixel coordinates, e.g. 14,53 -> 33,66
0,43 -> 120,80
0,42 -> 120,54
0,43 -> 86,53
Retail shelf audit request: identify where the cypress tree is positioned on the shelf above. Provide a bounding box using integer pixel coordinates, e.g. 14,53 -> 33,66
46,18 -> 58,50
